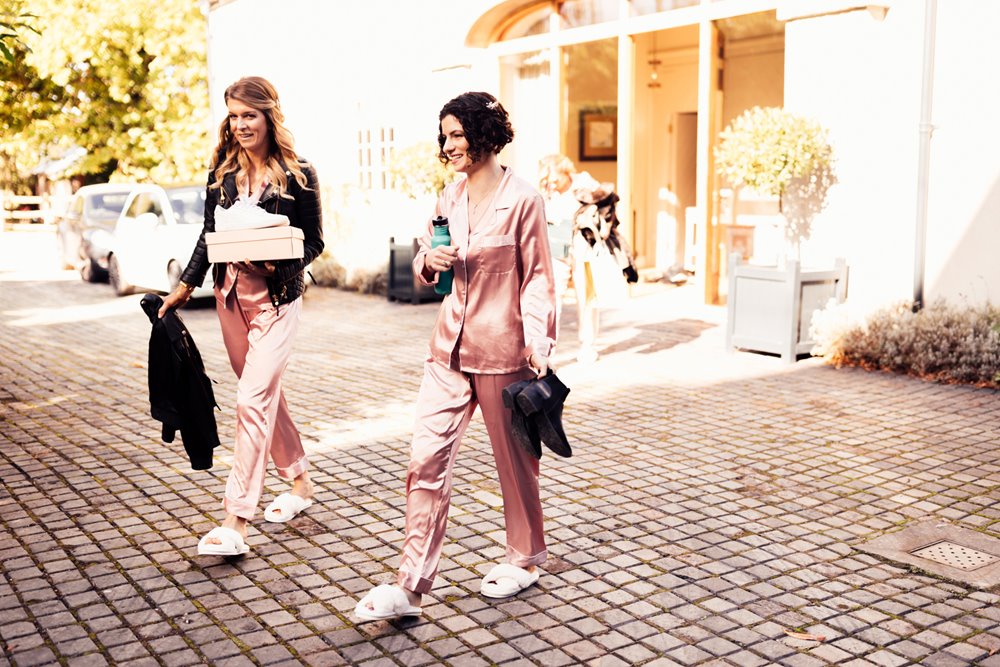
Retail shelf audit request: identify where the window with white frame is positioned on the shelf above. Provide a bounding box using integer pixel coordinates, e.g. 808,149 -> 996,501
357,126 -> 395,190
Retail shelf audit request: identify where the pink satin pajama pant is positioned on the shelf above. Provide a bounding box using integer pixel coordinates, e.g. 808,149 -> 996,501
216,281 -> 307,520
398,359 -> 548,594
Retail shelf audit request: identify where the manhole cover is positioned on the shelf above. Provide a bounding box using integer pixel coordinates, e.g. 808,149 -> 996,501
911,541 -> 999,571
857,521 -> 1000,589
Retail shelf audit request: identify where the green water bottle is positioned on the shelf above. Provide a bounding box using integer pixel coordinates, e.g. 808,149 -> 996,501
431,216 -> 453,295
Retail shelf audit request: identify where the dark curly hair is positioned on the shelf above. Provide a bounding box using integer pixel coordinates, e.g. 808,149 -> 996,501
437,92 -> 514,165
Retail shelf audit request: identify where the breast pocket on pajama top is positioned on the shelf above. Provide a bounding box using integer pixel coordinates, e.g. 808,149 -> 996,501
476,234 -> 516,274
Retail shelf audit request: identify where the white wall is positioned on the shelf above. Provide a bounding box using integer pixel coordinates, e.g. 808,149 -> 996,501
784,4 -> 924,310
923,1 -> 1000,305
785,2 -> 1000,308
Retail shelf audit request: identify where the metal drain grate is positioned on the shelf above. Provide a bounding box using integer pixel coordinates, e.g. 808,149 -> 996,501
910,541 -> 1000,571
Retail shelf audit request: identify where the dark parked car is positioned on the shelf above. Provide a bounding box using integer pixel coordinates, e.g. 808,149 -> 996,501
55,183 -> 139,281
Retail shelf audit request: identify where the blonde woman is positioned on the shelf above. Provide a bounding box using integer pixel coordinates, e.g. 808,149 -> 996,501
538,154 -> 635,363
158,76 -> 324,556
537,154 -> 577,335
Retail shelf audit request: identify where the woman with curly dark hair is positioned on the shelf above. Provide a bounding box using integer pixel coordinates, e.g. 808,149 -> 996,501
356,91 -> 557,620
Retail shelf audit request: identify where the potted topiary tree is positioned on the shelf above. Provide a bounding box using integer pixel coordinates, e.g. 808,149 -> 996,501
715,106 -> 848,362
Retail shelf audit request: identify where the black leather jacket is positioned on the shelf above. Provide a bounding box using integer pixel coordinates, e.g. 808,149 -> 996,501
140,293 -> 219,470
180,159 -> 324,308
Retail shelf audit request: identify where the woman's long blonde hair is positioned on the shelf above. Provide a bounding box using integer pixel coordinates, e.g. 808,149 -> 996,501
211,76 -> 308,198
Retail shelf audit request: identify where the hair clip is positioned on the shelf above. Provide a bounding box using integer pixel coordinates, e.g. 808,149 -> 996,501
486,100 -> 499,110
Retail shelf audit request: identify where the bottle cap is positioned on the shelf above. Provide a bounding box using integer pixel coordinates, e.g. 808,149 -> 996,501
432,216 -> 448,226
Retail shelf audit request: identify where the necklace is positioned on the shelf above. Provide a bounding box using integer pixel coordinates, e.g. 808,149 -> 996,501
469,171 -> 502,215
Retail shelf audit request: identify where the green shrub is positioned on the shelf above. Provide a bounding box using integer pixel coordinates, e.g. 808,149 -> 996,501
812,300 -> 1000,387
387,141 -> 456,199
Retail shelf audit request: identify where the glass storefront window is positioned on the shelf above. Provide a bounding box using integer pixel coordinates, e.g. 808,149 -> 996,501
630,0 -> 700,15
497,1 -> 626,41
497,6 -> 550,41
559,0 -> 618,28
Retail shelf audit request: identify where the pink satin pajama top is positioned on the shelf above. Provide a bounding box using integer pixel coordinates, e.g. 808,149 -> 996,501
413,167 -> 557,374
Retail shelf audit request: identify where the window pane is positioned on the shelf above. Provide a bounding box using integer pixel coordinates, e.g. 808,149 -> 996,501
630,0 -> 700,16
498,6 -> 550,41
127,194 -> 154,217
88,193 -> 130,219
166,188 -> 206,225
560,0 -> 618,27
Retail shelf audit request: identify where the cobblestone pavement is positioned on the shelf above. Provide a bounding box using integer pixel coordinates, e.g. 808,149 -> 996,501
2,227 -> 1000,667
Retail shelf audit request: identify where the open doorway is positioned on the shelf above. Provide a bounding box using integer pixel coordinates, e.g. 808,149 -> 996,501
632,25 -> 699,278
671,111 -> 698,273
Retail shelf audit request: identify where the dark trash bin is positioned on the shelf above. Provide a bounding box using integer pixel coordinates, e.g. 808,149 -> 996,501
387,237 -> 445,305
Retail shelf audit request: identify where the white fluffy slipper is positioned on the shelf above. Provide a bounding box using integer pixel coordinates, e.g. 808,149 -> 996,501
355,585 -> 422,621
197,526 -> 249,557
480,563 -> 540,599
263,493 -> 313,523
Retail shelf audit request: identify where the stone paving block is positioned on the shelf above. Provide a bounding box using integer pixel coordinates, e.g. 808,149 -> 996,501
921,652 -> 973,667
943,641 -> 989,662
665,643 -> 714,664
778,654 -> 827,667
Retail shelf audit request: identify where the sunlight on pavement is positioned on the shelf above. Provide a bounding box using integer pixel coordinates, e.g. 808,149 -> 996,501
4,294 -> 144,326
214,408 -> 417,470
5,393 -> 78,411
307,411 -> 415,453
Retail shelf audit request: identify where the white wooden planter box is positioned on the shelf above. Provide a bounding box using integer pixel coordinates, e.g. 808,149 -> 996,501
726,254 -> 848,362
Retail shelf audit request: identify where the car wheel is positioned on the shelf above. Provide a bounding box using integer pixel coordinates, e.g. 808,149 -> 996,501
108,254 -> 133,296
80,257 -> 106,283
167,260 -> 182,292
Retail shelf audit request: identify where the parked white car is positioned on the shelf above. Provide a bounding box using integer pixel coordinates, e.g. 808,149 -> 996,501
54,183 -> 139,281
107,184 -> 213,298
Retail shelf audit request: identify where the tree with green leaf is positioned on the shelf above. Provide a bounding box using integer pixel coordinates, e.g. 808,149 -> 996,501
387,141 -> 457,199
715,106 -> 836,260
0,0 -> 37,63
0,0 -> 210,190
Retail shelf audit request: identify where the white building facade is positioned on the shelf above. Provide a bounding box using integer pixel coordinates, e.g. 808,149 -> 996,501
205,0 -> 999,309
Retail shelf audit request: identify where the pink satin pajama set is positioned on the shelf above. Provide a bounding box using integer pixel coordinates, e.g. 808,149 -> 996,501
216,186 -> 307,520
398,167 -> 557,594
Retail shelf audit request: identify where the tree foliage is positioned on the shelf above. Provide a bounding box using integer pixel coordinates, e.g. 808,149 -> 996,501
715,106 -> 833,199
387,141 -> 457,199
0,1 -> 38,63
715,106 -> 836,258
0,0 -> 210,189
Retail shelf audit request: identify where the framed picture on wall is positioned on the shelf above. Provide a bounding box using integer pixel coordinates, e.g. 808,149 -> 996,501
580,111 -> 617,161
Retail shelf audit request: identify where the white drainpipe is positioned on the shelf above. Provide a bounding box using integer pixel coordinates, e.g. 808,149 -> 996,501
913,0 -> 937,311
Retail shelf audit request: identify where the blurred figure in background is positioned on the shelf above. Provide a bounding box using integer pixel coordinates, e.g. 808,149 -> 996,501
538,154 -> 636,363
537,154 -> 576,335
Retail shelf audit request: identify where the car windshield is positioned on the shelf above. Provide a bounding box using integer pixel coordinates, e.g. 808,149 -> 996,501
166,188 -> 207,225
86,192 -> 132,220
